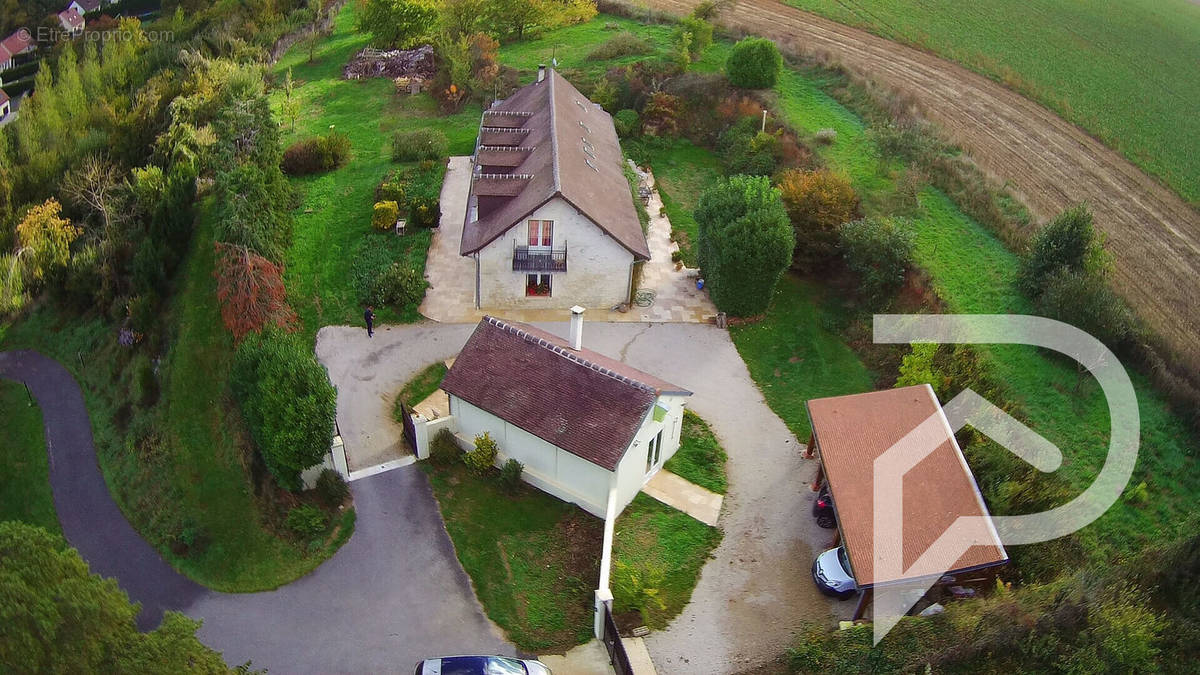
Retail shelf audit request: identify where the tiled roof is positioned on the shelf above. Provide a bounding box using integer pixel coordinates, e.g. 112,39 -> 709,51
441,316 -> 690,470
460,69 -> 650,260
806,385 -> 1007,587
1,31 -> 34,58
59,8 -> 84,28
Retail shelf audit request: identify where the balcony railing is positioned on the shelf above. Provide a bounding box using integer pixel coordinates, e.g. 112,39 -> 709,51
513,244 -> 567,272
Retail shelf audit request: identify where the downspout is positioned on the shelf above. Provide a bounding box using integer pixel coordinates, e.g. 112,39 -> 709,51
594,483 -> 618,639
474,252 -> 481,309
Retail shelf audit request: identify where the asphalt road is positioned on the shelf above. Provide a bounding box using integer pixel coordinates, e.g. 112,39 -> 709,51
0,349 -> 513,673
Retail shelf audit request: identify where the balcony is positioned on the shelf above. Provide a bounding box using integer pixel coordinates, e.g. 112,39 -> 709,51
513,244 -> 567,272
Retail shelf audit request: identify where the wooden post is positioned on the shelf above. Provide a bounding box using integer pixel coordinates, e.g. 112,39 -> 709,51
811,459 -> 824,492
853,587 -> 872,621
803,434 -> 815,459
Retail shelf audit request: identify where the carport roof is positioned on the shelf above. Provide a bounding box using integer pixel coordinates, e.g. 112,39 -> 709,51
806,385 -> 1007,588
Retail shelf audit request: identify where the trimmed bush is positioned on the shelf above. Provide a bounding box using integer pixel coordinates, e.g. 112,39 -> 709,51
586,32 -> 653,60
391,128 -> 449,162
695,175 -> 794,316
463,432 -> 498,475
372,200 -> 400,230
231,328 -> 337,491
366,263 -> 426,308
726,37 -> 782,89
837,217 -> 915,308
499,458 -> 524,493
285,504 -> 329,538
315,469 -> 350,507
429,428 -> 461,466
777,169 -> 860,266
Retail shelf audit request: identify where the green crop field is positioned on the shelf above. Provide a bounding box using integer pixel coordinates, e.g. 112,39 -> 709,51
783,0 -> 1200,206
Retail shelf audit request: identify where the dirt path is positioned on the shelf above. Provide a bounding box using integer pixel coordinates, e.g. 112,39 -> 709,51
643,0 -> 1200,372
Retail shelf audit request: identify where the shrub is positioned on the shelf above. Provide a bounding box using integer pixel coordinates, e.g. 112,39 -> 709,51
837,217 -> 915,308
367,262 -> 426,308
499,458 -> 524,493
1018,204 -> 1104,297
315,469 -> 350,507
231,328 -> 337,491
372,200 -> 400,230
642,92 -> 683,137
695,175 -> 794,316
391,128 -> 449,162
777,169 -> 860,266
404,164 -> 443,226
214,242 -> 297,341
281,132 -> 351,176
726,37 -> 782,89
285,504 -> 329,538
719,116 -> 780,176
813,128 -> 837,145
463,431 -> 498,475
674,17 -> 713,60
1036,270 -> 1136,349
429,428 -> 460,466
614,109 -> 640,138
586,31 -> 653,60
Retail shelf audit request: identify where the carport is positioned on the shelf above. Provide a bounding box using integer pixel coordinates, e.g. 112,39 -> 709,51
805,384 -> 1008,620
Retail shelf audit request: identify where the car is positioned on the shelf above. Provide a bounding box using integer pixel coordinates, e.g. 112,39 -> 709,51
811,545 -> 857,599
414,655 -> 552,675
812,482 -> 837,529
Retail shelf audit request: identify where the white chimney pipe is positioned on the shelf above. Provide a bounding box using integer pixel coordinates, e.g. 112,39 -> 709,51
537,64 -> 547,82
569,305 -> 585,350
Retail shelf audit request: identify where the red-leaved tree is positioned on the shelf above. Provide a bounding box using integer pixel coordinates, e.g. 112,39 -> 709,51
214,242 -> 296,341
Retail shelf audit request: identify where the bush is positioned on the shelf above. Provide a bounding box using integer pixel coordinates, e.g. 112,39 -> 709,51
499,458 -> 524,493
586,31 -> 653,60
281,132 -> 351,176
391,128 -> 449,162
315,469 -> 350,507
777,169 -> 860,266
695,175 -> 794,316
429,428 -> 460,466
231,328 -> 337,491
614,109 -> 640,138
285,504 -> 329,538
726,37 -> 782,89
366,262 -> 426,308
642,92 -> 683,137
837,217 -> 915,308
463,431 -> 498,475
813,128 -> 837,145
1019,204 -> 1104,297
674,17 -> 713,60
719,117 -> 781,176
372,200 -> 400,230
1036,270 -> 1136,349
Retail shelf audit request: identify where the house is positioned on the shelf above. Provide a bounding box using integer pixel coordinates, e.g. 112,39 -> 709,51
806,385 -> 1008,619
68,0 -> 102,16
439,310 -> 691,517
58,8 -> 85,35
460,66 -> 650,310
0,30 -> 36,72
0,89 -> 10,120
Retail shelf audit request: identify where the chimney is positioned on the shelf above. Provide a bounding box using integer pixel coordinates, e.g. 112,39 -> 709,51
569,306 -> 585,350
537,64 -> 547,83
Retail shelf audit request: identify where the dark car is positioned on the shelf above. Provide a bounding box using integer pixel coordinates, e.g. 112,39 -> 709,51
414,656 -> 552,675
812,482 -> 837,529
811,545 -> 857,599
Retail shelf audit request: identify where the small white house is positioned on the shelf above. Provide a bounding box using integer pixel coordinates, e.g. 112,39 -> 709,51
1,30 -> 36,72
68,0 -> 102,16
0,89 -> 10,120
460,67 -> 650,310
439,311 -> 691,518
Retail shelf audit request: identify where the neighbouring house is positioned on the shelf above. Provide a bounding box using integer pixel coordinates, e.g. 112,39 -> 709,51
0,30 -> 36,72
68,0 -> 102,15
0,89 -> 10,120
58,7 -> 85,35
806,385 -> 1009,619
460,66 -> 650,310
439,310 -> 691,517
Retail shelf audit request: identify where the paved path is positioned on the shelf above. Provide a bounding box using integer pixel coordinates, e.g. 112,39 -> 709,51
643,470 -> 723,527
0,349 -> 514,672
318,321 -> 837,673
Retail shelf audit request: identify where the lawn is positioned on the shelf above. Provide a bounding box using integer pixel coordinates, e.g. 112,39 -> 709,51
392,360 -> 447,422
272,2 -> 480,336
498,17 -> 678,80
783,0 -> 1200,206
663,409 -> 728,494
0,380 -> 58,535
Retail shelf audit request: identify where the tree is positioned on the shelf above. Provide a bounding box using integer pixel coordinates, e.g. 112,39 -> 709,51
232,328 -> 337,491
1018,203 -> 1104,297
674,16 -> 713,61
481,0 -> 594,41
837,216 -> 915,307
17,198 -> 81,281
214,243 -> 298,341
695,175 -> 794,316
777,168 -> 860,267
1037,269 -> 1136,350
0,522 -> 234,673
213,164 -> 294,262
62,155 -> 125,240
438,0 -> 484,39
358,0 -> 437,49
726,37 -> 782,89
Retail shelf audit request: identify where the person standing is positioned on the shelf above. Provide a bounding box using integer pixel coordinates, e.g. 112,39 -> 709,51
364,306 -> 375,338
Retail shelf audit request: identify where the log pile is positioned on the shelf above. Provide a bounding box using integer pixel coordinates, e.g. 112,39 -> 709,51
342,45 -> 435,81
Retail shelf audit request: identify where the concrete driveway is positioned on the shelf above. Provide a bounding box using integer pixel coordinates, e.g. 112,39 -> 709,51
318,320 -> 836,672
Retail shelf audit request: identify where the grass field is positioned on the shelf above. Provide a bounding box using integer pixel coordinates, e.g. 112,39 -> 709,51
0,381 -> 58,534
783,0 -> 1200,206
272,3 -> 479,336
663,410 -> 728,494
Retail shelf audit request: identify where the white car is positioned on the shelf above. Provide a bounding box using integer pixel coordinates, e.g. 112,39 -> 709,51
811,546 -> 858,599
414,655 -> 552,675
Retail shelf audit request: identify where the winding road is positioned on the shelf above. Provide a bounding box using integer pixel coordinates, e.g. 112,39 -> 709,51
0,349 -> 513,673
645,0 -> 1200,373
